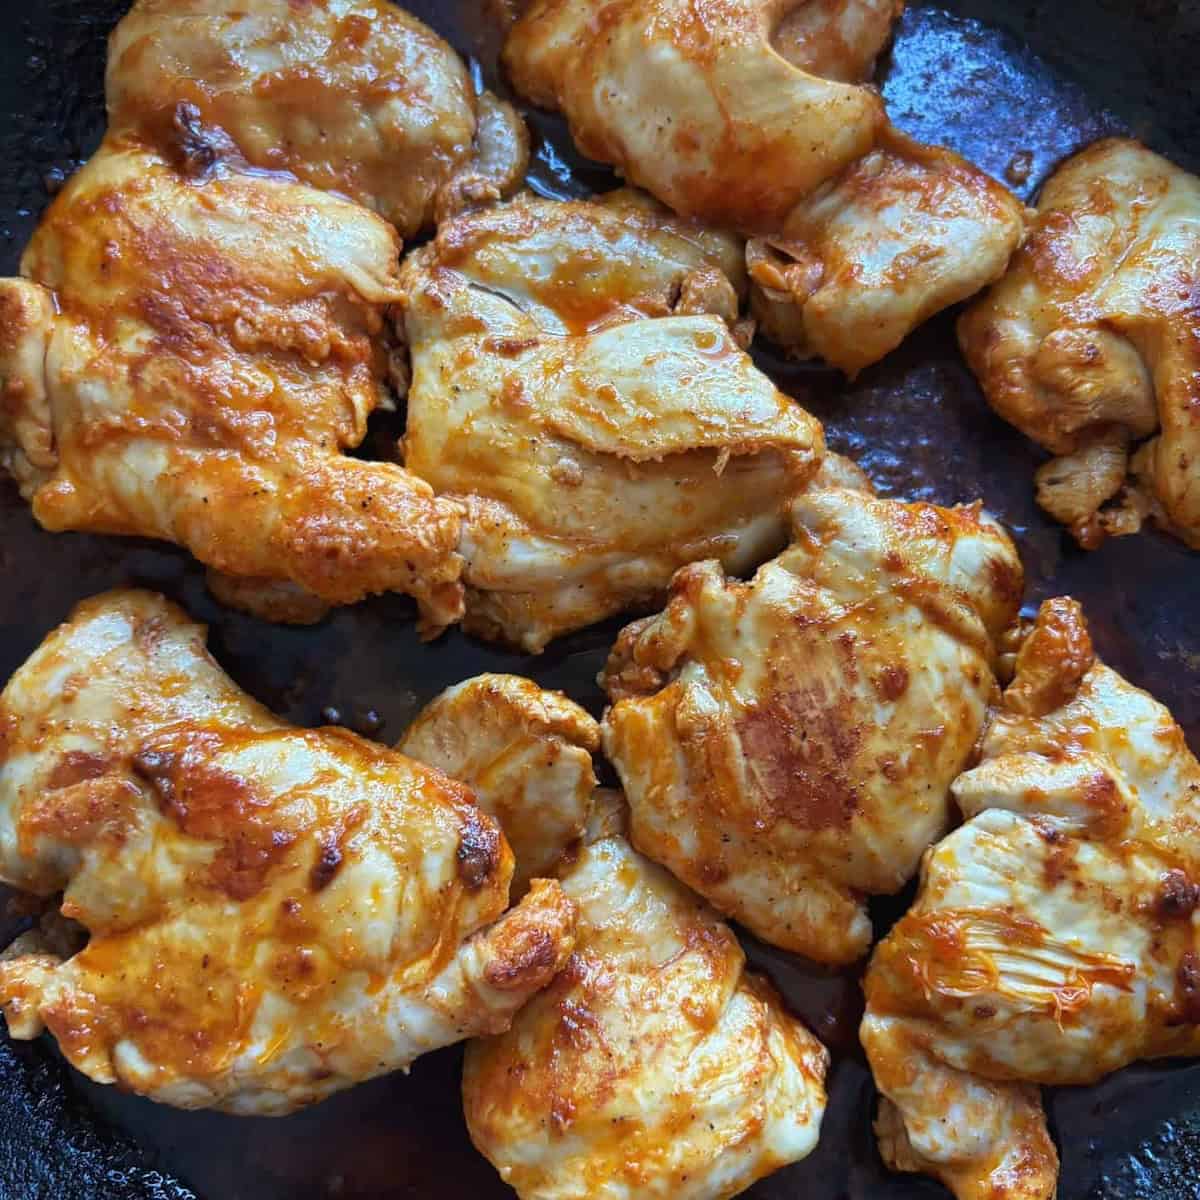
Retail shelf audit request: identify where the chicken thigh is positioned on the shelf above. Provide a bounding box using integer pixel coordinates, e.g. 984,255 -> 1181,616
402,678 -> 829,1200
107,0 -> 529,237
505,0 -> 1025,374
506,0 -> 883,231
861,596 -> 1200,1200
465,797 -> 829,1200
959,138 -> 1200,549
0,591 -> 576,1115
601,464 -> 1022,964
0,137 -> 464,631
399,674 -> 600,895
397,191 -> 825,651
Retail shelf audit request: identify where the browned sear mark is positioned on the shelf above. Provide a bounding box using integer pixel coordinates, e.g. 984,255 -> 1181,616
483,929 -> 559,991
1157,870 -> 1200,921
132,733 -> 297,900
168,102 -> 248,181
456,809 -> 502,890
738,688 -> 862,830
310,832 -> 344,891
47,750 -> 112,789
874,665 -> 909,702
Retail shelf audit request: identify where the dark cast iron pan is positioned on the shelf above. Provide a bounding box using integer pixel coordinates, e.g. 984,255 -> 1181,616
1,2 -> 1199,1197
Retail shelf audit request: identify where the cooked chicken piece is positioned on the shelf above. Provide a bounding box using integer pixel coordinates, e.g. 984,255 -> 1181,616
401,675 -> 829,1197
106,0 -> 528,237
397,191 -> 825,652
0,591 -> 576,1115
600,467 -> 1022,964
747,129 -> 1028,375
465,796 -> 829,1200
399,675 -> 600,895
869,1040 -> 1054,1200
435,91 -> 532,227
862,596 -> 1200,1200
506,0 -> 885,232
959,138 -> 1200,548
505,0 -> 1025,373
772,0 -> 904,83
0,138 -> 464,631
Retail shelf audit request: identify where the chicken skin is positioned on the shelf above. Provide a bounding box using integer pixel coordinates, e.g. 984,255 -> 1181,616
600,464 -> 1022,964
959,138 -> 1200,549
0,137 -> 464,631
402,679 -> 828,1200
107,0 -> 529,237
862,597 -> 1200,1200
0,591 -> 576,1115
504,0 -> 1026,374
397,191 -> 825,652
399,674 -> 600,895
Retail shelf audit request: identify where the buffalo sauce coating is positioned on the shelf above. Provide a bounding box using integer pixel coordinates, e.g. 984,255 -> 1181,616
396,190 -> 824,651
860,596 -> 1200,1200
505,0 -> 885,233
430,191 -> 747,338
23,729 -> 505,1087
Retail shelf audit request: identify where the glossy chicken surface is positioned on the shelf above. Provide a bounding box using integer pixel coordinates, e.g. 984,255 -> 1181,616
960,138 -> 1200,549
862,597 -> 1200,1200
601,463 -> 1023,963
0,140 -> 464,631
107,0 -> 529,237
0,591 -> 576,1114
466,799 -> 829,1200
405,680 -> 828,1200
505,0 -> 1025,373
399,674 -> 600,895
506,0 -> 884,231
397,191 -> 825,651
748,128 -> 1028,375
773,0 -> 904,83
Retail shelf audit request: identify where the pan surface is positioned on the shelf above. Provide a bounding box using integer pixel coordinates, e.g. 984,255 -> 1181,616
1,2 -> 1200,1197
